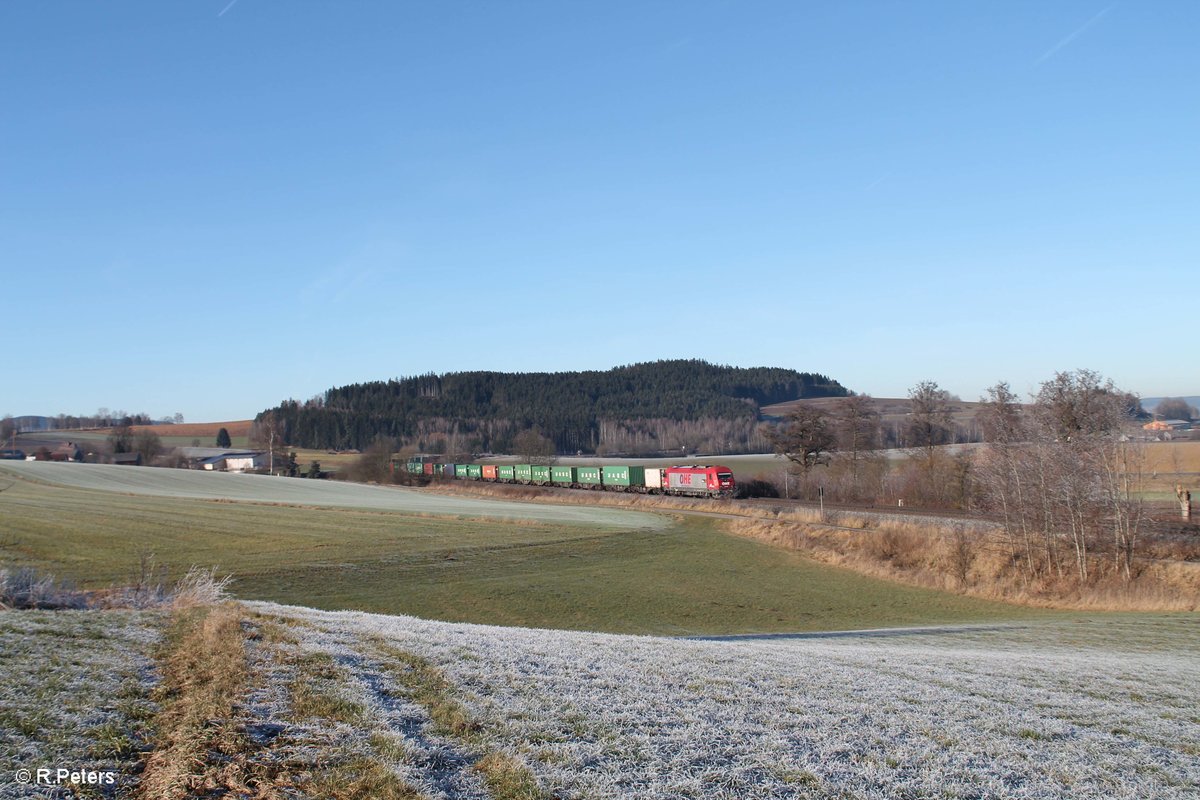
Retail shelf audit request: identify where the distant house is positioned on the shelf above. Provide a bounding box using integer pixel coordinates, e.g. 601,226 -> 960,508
49,442 -> 84,462
1143,419 -> 1192,432
112,452 -> 143,466
199,452 -> 267,472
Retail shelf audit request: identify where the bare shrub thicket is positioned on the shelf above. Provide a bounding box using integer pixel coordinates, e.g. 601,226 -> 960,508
0,563 -> 231,610
342,437 -> 402,484
884,449 -> 974,509
0,567 -> 89,609
975,371 -> 1146,588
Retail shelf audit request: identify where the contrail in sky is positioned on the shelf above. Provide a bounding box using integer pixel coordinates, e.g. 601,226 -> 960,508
218,0 -> 240,17
1035,4 -> 1115,64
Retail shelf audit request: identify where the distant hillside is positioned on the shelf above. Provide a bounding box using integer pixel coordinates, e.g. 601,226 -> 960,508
262,360 -> 849,455
8,415 -> 53,432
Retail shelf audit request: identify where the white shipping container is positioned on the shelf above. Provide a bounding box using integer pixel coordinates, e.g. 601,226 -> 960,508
644,467 -> 663,489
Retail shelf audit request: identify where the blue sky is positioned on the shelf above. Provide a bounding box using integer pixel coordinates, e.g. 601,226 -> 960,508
2,1 -> 1196,421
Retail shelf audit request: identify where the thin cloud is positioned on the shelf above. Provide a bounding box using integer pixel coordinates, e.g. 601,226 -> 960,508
1035,4 -> 1115,65
864,172 -> 891,192
218,0 -> 239,18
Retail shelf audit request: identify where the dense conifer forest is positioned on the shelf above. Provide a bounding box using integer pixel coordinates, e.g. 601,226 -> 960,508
260,360 -> 848,455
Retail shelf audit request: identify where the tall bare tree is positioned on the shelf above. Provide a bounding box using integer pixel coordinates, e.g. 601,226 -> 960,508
834,395 -> 879,474
766,405 -> 836,475
905,381 -> 954,504
250,412 -> 285,474
907,380 -> 954,453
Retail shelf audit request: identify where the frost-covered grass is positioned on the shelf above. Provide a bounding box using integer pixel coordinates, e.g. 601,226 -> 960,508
0,610 -> 160,799
257,603 -> 1200,800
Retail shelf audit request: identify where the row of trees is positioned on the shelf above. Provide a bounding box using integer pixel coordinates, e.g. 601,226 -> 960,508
764,370 -> 1151,584
976,371 -> 1145,584
105,419 -> 165,464
1,411 -> 184,434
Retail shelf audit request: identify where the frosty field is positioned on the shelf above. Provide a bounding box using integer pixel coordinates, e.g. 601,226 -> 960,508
10,603 -> 1188,799
0,610 -> 159,799
252,605 -> 1200,799
0,461 -> 664,528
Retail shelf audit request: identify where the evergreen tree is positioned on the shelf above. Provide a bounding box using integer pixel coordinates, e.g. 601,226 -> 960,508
215,427 -> 231,448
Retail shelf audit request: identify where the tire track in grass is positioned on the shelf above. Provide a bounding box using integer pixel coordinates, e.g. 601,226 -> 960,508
286,618 -> 544,800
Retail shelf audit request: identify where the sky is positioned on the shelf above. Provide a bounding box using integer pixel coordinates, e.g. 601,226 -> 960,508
2,1 -> 1197,422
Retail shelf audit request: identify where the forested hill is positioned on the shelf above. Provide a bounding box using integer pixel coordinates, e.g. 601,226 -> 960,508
262,360 -> 848,455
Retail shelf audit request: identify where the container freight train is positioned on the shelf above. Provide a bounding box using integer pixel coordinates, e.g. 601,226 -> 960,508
394,460 -> 736,498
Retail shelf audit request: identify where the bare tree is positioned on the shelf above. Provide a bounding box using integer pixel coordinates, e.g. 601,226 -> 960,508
833,395 -> 879,486
250,412 -> 285,474
977,382 -> 1038,582
513,428 -> 556,465
108,417 -> 135,454
765,405 -> 836,475
349,437 -> 395,483
907,380 -> 954,453
134,430 -> 163,464
905,381 -> 954,504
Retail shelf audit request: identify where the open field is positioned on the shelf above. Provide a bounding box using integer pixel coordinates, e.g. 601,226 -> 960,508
0,461 -> 661,528
260,604 -> 1199,799
1146,440 -> 1200,472
0,462 -> 1051,635
9,604 -> 1197,799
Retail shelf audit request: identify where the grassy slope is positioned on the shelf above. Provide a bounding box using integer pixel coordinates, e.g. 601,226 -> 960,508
0,467 -> 1056,635
251,516 -> 1052,635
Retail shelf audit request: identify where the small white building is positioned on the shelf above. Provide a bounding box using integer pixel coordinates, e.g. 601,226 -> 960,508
199,452 -> 268,472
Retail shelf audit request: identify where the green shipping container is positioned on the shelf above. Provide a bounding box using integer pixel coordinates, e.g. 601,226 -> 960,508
551,466 -> 576,484
497,465 -> 516,481
576,466 -> 602,485
514,464 -> 533,483
455,464 -> 470,478
467,464 -> 483,479
407,461 -> 424,475
531,465 -> 552,483
602,465 -> 645,488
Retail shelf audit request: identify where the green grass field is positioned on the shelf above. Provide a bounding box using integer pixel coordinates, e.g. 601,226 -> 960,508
0,463 -> 1058,634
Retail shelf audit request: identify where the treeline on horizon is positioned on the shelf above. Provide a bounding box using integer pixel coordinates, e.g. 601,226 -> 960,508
258,360 -> 849,455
